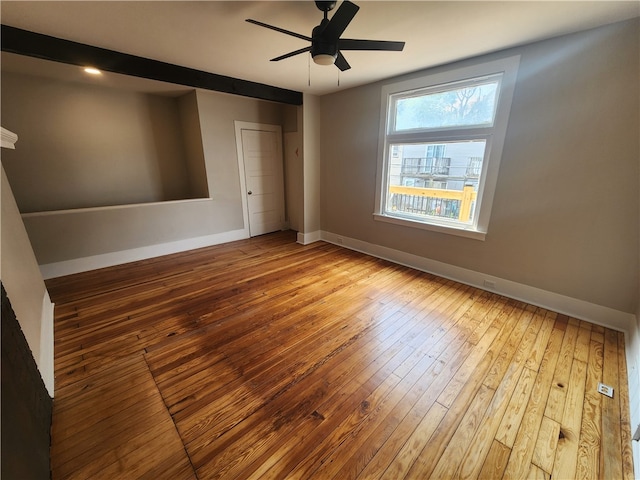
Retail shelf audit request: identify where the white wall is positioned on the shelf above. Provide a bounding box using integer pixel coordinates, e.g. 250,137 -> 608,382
1,165 -> 54,396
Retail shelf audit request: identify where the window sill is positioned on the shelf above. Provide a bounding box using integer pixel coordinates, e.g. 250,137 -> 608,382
373,213 -> 486,241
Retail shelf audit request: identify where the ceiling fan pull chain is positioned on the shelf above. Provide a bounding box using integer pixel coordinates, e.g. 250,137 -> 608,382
308,53 -> 311,86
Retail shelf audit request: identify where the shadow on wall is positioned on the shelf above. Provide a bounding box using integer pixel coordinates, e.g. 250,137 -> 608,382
145,93 -> 194,202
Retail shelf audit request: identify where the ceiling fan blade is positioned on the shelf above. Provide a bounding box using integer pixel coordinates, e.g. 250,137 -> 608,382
245,19 -> 312,42
321,1 -> 359,41
271,47 -> 312,62
339,39 -> 405,51
335,52 -> 351,71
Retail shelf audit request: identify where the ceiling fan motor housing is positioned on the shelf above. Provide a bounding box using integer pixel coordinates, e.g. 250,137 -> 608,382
311,20 -> 338,62
315,1 -> 337,13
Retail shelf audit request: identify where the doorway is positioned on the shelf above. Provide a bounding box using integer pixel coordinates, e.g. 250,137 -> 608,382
234,122 -> 285,237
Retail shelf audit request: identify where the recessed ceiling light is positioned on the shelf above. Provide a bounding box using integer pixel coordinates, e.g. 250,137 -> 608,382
84,67 -> 102,75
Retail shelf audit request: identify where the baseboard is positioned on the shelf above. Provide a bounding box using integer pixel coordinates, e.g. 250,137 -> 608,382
39,229 -> 248,279
320,230 -> 636,334
297,230 -> 322,245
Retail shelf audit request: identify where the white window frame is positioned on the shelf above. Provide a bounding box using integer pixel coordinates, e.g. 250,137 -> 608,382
374,56 -> 520,240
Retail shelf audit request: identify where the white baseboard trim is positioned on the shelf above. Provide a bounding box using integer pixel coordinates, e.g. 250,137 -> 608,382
39,292 -> 55,397
297,230 -> 322,245
320,230 -> 636,334
39,229 -> 248,279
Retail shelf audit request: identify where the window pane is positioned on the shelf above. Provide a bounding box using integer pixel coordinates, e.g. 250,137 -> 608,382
393,80 -> 499,131
385,141 -> 487,224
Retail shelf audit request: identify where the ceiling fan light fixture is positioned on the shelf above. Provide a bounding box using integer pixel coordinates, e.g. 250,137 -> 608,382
313,53 -> 337,66
247,0 -> 405,73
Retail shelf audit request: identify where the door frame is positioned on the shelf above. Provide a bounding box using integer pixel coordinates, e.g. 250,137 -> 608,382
234,121 -> 285,236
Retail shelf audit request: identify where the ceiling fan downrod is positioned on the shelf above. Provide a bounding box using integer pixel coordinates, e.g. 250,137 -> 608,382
315,1 -> 337,16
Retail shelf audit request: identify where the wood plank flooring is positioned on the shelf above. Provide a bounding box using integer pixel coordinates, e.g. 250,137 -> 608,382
46,230 -> 635,479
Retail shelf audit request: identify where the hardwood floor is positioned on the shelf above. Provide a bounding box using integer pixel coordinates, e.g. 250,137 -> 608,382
46,231 -> 635,479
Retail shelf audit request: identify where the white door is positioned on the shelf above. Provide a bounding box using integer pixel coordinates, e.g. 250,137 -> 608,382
235,122 -> 285,237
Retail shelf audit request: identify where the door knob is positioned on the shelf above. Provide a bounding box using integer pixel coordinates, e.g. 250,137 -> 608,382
248,190 -> 252,195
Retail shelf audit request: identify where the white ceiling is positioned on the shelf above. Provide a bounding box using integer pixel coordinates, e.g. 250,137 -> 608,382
2,1 -> 639,96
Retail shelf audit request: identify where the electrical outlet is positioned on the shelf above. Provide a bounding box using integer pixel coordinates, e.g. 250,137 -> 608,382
483,280 -> 496,289
598,382 -> 614,398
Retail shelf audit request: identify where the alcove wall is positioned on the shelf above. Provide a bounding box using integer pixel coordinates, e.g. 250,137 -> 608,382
1,71 -> 207,213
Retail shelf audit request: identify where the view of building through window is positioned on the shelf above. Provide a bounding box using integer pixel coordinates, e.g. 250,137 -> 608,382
386,141 -> 486,223
376,56 -> 519,237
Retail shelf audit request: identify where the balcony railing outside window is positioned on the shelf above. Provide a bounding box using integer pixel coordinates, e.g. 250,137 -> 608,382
400,157 -> 451,175
466,157 -> 483,177
388,185 -> 477,222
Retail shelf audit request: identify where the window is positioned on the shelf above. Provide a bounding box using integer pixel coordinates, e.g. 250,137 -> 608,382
375,56 -> 520,240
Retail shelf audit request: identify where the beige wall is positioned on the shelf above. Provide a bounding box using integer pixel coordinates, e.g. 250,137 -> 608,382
178,91 -> 209,198
195,89 -> 285,230
282,103 -> 303,230
1,165 -> 54,395
1,72 -> 194,212
22,199 -> 219,264
12,82 -> 287,267
303,93 -> 322,235
284,131 -> 303,232
320,19 -> 639,314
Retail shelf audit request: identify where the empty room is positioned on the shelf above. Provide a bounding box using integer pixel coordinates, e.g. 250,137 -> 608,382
1,1 -> 639,479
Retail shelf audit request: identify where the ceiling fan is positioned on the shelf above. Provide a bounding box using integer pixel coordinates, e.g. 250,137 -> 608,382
246,1 -> 405,71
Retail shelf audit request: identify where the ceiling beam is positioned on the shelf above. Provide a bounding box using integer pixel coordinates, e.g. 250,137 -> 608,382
1,25 -> 303,106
